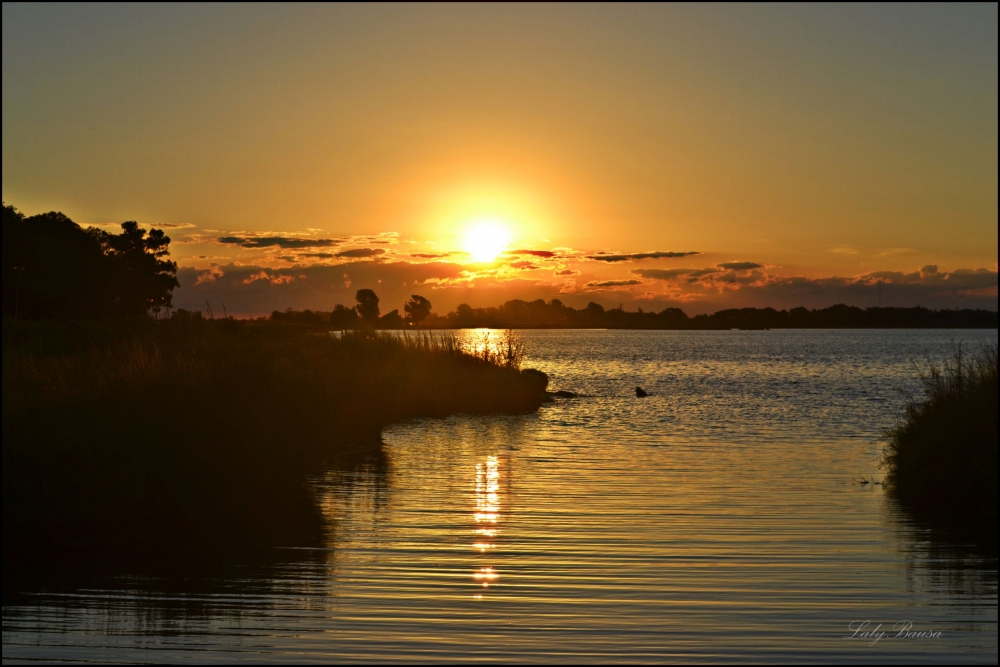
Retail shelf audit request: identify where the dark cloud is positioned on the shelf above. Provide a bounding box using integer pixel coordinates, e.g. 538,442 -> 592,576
585,279 -> 643,287
729,268 -> 997,309
632,268 -> 693,280
218,236 -> 341,249
505,249 -> 557,258
632,268 -> 722,281
335,248 -> 385,258
299,252 -> 335,258
588,251 -> 700,262
411,252 -> 460,259
511,261 -> 539,270
555,269 -> 579,276
717,261 -> 763,271
151,222 -> 197,229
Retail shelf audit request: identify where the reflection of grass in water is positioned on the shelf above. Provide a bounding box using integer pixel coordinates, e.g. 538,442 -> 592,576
2,321 -> 547,597
881,342 -> 998,551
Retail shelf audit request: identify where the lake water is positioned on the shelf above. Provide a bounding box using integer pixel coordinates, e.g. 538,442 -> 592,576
3,329 -> 997,663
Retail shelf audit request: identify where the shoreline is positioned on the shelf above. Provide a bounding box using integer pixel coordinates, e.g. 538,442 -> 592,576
2,322 -> 548,595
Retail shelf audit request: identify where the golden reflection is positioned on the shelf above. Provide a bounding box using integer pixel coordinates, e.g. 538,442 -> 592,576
473,455 -> 501,594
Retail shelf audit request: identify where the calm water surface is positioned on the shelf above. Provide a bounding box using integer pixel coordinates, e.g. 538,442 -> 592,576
4,330 -> 997,663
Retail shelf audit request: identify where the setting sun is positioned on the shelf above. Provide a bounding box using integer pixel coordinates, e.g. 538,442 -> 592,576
463,221 -> 512,262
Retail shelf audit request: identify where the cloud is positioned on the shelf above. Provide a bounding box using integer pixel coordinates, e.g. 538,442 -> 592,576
174,260 -> 469,316
87,221 -> 197,230
631,267 -> 723,282
345,232 -> 399,245
153,222 -> 197,229
717,261 -> 763,271
194,266 -> 224,285
585,279 -> 643,287
505,249 -> 557,258
334,248 -> 385,259
587,251 -> 700,262
242,270 -> 297,285
631,268 -> 694,280
411,251 -> 462,259
511,261 -> 540,270
555,268 -> 579,276
218,236 -> 342,249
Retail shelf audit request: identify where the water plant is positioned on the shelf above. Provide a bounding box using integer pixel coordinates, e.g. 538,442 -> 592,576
881,341 -> 998,545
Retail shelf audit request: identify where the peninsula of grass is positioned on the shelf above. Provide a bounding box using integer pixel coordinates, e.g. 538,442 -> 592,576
882,342 -> 998,547
2,320 -> 548,582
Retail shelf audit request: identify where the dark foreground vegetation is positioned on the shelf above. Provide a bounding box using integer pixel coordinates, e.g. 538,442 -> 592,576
273,300 -> 998,330
2,320 -> 548,591
3,203 -> 178,319
882,343 -> 998,548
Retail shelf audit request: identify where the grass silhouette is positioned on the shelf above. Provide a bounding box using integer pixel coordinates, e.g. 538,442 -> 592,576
882,342 -> 998,547
2,320 -> 547,579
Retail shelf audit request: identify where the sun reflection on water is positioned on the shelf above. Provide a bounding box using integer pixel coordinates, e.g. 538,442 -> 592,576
473,455 -> 501,595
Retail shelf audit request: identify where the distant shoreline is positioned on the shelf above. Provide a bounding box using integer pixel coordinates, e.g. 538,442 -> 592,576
264,302 -> 998,331
285,324 -> 1000,332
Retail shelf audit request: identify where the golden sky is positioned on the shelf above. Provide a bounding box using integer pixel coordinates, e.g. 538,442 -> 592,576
3,4 -> 997,315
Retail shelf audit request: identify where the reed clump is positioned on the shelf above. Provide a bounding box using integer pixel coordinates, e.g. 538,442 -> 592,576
881,342 -> 998,544
2,321 -> 547,574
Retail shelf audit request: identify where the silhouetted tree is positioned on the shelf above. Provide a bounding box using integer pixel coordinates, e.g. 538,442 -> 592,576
454,303 -> 475,327
2,204 -> 178,320
91,221 -> 179,317
355,289 -> 380,324
404,294 -> 432,325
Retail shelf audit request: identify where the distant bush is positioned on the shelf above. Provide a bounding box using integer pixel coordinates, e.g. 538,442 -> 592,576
882,342 -> 998,543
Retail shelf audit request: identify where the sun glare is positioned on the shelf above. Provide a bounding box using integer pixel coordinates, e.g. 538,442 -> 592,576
464,221 -> 511,262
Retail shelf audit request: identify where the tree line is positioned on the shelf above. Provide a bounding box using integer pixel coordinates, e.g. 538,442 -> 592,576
2,204 -> 178,320
275,293 -> 997,329
271,289 -> 432,328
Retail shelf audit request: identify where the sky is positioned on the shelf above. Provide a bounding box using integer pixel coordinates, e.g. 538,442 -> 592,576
3,3 -> 997,316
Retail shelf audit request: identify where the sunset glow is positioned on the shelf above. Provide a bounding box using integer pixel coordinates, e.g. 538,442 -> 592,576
1,3 -> 995,317
463,221 -> 512,263
2,4 -> 996,662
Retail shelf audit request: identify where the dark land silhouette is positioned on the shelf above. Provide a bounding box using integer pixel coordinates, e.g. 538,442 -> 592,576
276,299 -> 998,330
3,321 -> 549,593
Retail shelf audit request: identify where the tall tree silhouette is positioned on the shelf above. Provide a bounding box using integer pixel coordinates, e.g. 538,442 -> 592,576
2,203 -> 178,320
404,294 -> 432,324
92,221 -> 179,317
354,289 -> 380,324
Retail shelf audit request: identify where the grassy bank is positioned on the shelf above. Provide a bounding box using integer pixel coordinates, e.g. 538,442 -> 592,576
882,342 -> 998,547
3,320 -> 547,580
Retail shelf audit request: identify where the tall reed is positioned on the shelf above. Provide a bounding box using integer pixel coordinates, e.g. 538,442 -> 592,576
881,341 -> 998,544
